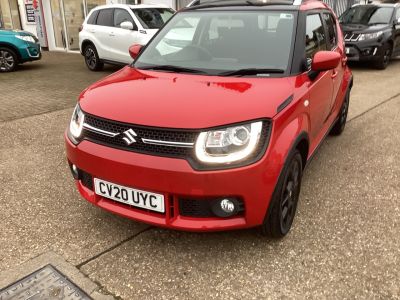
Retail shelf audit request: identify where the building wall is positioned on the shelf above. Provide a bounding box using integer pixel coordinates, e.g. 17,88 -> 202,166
17,0 -> 36,34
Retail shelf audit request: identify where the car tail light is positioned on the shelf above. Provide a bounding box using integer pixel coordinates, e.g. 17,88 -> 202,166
79,25 -> 83,32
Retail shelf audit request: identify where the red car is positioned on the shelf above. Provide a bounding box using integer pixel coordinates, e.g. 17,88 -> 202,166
65,0 -> 353,237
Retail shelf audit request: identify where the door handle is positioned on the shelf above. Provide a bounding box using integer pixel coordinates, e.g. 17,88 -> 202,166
331,69 -> 338,79
89,30 -> 96,33
109,32 -> 115,36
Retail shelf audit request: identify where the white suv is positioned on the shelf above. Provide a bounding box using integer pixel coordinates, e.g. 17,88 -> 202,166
79,4 -> 175,71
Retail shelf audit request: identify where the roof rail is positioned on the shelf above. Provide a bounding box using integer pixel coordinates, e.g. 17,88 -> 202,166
186,0 -> 307,7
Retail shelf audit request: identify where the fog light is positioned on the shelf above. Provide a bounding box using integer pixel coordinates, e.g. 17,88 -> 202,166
211,198 -> 242,218
70,163 -> 79,180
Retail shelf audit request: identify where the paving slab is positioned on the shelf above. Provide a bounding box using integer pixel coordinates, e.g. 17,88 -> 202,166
0,51 -> 119,122
348,57 -> 400,120
0,109 -> 149,272
0,251 -> 113,299
80,96 -> 400,299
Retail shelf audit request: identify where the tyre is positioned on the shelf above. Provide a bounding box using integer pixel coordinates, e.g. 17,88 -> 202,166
0,47 -> 18,72
84,44 -> 104,71
261,150 -> 303,238
375,43 -> 392,70
330,90 -> 350,136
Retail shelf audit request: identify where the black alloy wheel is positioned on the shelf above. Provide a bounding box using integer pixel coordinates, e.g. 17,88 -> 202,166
261,150 -> 303,238
0,48 -> 17,72
84,44 -> 103,71
375,44 -> 392,70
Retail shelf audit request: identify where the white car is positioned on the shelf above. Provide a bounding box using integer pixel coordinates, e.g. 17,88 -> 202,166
79,4 -> 175,71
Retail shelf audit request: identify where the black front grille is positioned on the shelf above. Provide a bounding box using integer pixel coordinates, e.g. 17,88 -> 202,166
83,114 -> 199,158
80,113 -> 272,170
179,198 -> 214,218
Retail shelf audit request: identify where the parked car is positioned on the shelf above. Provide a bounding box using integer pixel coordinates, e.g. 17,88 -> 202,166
0,29 -> 41,72
66,0 -> 353,238
79,4 -> 175,71
339,2 -> 400,69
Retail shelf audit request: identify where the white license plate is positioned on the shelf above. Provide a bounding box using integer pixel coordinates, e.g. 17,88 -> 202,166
346,47 -> 350,54
94,178 -> 165,213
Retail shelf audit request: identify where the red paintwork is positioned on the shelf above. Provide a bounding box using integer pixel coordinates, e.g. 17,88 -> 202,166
129,44 -> 142,60
312,51 -> 341,72
65,1 -> 353,232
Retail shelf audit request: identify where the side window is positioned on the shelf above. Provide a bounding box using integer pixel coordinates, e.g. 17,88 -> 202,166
323,13 -> 337,50
305,14 -> 327,61
396,9 -> 400,20
96,9 -> 114,27
114,9 -> 136,29
87,10 -> 99,25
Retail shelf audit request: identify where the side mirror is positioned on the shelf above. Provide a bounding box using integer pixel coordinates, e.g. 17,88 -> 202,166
129,44 -> 143,60
311,51 -> 341,72
120,21 -> 134,30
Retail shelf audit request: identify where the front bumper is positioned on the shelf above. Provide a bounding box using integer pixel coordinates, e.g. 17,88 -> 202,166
20,43 -> 41,62
345,40 -> 386,62
65,132 -> 281,232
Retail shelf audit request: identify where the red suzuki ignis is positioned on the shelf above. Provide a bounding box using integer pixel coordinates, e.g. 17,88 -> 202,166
65,0 -> 353,237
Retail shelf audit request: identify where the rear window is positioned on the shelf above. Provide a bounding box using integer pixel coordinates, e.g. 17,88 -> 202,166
96,9 -> 114,27
132,8 -> 174,29
87,10 -> 99,25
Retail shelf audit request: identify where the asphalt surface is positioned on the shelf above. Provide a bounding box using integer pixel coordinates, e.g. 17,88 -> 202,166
0,53 -> 399,299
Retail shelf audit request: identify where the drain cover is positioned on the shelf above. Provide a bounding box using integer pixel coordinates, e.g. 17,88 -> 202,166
0,264 -> 92,300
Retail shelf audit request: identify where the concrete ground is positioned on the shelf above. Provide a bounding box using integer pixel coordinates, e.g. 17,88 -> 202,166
0,52 -> 399,299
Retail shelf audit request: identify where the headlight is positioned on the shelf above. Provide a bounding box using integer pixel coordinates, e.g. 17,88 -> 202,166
15,35 -> 36,43
69,104 -> 85,141
358,31 -> 383,41
195,121 -> 264,165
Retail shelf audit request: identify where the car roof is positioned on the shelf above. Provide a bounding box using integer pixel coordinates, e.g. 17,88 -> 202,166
184,0 -> 329,11
352,3 -> 400,8
91,3 -> 171,10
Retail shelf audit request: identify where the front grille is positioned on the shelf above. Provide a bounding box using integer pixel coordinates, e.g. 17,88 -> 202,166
344,33 -> 360,42
179,198 -> 214,218
80,113 -> 272,170
83,114 -> 199,158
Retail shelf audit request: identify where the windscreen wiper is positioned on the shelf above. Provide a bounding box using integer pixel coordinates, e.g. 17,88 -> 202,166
218,68 -> 285,77
138,65 -> 206,74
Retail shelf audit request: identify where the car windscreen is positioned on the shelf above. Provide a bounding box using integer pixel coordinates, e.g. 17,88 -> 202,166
340,6 -> 394,25
134,11 -> 296,76
132,8 -> 175,29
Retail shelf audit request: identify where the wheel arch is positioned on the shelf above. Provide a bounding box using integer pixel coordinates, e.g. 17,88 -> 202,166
0,42 -> 21,62
80,39 -> 95,55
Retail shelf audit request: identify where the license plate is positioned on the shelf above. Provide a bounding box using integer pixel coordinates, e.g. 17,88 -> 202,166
94,178 -> 165,213
346,47 -> 350,54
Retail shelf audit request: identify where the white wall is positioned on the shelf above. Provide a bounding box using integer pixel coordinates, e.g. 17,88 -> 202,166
141,0 -> 175,9
18,0 -> 37,35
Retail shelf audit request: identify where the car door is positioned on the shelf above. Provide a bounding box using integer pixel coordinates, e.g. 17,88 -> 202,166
394,8 -> 400,56
322,12 -> 344,114
94,8 -> 115,60
305,13 -> 334,141
109,8 -> 140,63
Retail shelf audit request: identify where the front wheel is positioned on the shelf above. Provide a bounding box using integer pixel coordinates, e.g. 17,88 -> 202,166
261,150 -> 303,238
375,44 -> 392,70
0,47 -> 17,72
84,44 -> 104,71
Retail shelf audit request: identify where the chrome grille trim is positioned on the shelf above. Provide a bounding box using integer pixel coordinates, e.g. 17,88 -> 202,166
142,138 -> 194,148
83,123 -> 119,137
